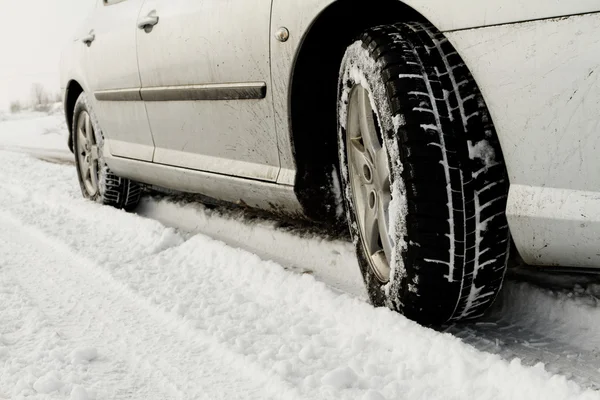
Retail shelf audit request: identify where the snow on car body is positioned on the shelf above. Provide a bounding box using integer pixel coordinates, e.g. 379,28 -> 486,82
60,0 -> 600,324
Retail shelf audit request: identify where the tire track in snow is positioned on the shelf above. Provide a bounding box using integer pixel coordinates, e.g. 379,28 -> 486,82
0,233 -> 178,399
0,268 -> 74,399
0,212 -> 290,400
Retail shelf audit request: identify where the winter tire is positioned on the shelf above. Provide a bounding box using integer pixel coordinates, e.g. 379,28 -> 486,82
72,93 -> 142,210
338,22 -> 510,325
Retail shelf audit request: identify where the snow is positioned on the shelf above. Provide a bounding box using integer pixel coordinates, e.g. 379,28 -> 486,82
70,386 -> 91,400
1,115 -> 600,398
33,372 -> 64,394
137,196 -> 366,298
0,107 -> 72,163
392,114 -> 406,130
321,366 -> 359,389
70,348 -> 99,365
492,279 -> 600,354
331,165 -> 345,218
468,139 -> 496,167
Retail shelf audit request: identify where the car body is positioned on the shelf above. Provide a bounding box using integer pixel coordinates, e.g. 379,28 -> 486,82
61,0 -> 600,311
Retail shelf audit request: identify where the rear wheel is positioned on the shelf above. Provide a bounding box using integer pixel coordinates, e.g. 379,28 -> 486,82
72,93 -> 141,210
337,22 -> 510,325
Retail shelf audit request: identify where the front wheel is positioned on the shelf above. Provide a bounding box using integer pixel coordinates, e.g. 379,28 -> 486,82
337,23 -> 510,325
72,93 -> 141,210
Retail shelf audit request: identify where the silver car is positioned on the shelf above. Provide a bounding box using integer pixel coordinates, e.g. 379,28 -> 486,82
60,0 -> 600,325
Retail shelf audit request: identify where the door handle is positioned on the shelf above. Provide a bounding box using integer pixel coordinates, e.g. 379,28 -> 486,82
82,31 -> 95,46
138,12 -> 159,31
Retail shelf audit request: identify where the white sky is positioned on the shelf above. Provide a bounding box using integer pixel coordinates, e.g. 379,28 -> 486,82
0,0 -> 96,110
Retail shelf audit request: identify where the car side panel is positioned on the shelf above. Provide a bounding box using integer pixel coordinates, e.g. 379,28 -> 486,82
445,13 -> 600,267
104,154 -> 304,215
404,0 -> 600,31
85,0 -> 155,162
136,0 -> 280,183
60,40 -> 91,105
60,2 -> 99,144
60,0 -> 97,93
271,0 -> 600,188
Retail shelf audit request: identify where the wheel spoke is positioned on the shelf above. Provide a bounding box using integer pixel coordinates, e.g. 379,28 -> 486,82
78,152 -> 88,178
78,127 -> 88,152
85,113 -> 94,145
90,145 -> 99,162
374,148 -> 391,191
349,138 -> 374,184
377,191 -> 393,262
362,194 -> 380,257
358,87 -> 382,158
89,163 -> 98,193
84,163 -> 92,182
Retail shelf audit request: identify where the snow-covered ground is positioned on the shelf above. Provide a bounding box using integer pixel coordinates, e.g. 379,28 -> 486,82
2,112 -> 600,399
0,107 -> 72,164
139,193 -> 600,389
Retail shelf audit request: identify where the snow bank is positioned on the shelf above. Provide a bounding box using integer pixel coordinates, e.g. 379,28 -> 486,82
136,196 -> 367,298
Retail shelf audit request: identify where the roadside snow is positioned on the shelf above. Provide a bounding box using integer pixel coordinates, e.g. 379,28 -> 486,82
0,109 -> 72,162
1,150 -> 599,399
140,191 -> 600,387
136,197 -> 367,298
0,110 -> 66,148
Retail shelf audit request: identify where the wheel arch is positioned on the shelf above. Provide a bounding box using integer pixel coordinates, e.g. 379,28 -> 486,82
64,80 -> 85,153
289,0 -> 428,223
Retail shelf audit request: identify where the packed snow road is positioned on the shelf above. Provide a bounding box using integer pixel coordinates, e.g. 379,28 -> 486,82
2,112 -> 600,399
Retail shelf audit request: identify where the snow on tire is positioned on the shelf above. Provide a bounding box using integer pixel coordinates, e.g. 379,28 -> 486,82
337,22 -> 510,325
72,93 -> 142,210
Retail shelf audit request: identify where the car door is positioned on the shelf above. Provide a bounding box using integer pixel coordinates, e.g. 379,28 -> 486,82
136,0 -> 280,182
86,0 -> 155,162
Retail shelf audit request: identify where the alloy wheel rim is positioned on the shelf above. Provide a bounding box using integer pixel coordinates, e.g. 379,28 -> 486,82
76,111 -> 99,197
346,85 -> 393,282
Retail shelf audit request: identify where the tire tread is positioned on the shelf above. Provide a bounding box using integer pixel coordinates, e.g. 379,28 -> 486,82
339,22 -> 510,324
